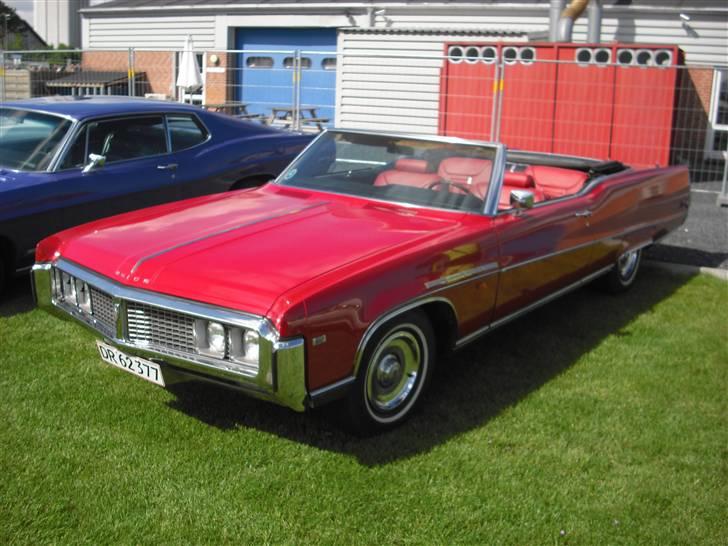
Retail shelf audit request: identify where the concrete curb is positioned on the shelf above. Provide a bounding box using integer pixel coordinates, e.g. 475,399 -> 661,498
645,260 -> 728,282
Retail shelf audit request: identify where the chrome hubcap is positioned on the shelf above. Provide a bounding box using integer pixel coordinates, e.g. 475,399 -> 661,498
618,250 -> 639,279
376,354 -> 403,388
366,329 -> 422,413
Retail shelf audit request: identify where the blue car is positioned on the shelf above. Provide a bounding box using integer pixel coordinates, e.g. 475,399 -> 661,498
0,97 -> 313,292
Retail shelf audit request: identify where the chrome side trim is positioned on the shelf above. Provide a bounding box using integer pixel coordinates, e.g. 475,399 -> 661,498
424,262 -> 499,289
501,238 -> 597,273
130,201 -> 327,274
308,376 -> 357,407
454,264 -> 614,348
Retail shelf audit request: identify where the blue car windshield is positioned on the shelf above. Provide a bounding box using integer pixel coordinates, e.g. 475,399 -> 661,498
0,108 -> 72,171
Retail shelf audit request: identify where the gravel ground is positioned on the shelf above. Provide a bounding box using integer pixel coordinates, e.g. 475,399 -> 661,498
644,181 -> 728,269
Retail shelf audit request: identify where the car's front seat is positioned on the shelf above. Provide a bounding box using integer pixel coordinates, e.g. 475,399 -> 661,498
373,158 -> 441,188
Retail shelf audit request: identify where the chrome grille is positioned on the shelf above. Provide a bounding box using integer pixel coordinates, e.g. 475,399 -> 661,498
89,287 -> 115,332
126,302 -> 196,353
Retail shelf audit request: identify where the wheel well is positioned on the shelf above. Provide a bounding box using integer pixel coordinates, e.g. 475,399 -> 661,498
0,236 -> 15,272
419,301 -> 458,357
230,174 -> 275,191
354,299 -> 459,379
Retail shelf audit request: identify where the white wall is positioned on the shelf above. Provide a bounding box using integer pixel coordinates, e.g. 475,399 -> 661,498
82,3 -> 728,63
34,0 -> 88,48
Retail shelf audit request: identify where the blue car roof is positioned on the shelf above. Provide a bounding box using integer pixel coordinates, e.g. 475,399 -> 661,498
3,96 -> 208,121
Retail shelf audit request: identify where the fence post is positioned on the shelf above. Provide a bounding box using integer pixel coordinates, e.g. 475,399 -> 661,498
718,149 -> 728,207
0,50 -> 5,104
490,56 -> 504,142
127,47 -> 135,97
293,49 -> 302,131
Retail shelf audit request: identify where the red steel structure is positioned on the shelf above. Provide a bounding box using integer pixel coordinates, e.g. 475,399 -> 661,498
439,42 -> 681,167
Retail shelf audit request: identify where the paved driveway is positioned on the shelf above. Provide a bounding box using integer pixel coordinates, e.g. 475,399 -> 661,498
645,182 -> 728,269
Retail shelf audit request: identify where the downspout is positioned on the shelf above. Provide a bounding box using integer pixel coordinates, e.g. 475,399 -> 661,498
549,0 -> 566,42
558,0 -> 589,42
587,0 -> 602,43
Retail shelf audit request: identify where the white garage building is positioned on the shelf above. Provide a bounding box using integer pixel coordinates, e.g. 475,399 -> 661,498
79,1 -> 728,162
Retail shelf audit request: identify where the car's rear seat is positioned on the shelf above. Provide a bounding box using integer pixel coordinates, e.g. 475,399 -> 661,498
525,165 -> 589,200
374,159 -> 441,188
499,171 -> 545,209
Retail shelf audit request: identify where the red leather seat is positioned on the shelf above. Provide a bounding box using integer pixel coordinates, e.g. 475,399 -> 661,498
374,159 -> 440,188
525,165 -> 589,200
499,171 -> 546,210
436,157 -> 492,198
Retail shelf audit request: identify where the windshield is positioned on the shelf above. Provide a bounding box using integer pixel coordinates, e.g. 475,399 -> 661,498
0,108 -> 72,172
278,131 -> 498,213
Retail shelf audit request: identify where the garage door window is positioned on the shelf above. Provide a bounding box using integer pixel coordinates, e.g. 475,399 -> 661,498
283,57 -> 312,69
246,57 -> 274,69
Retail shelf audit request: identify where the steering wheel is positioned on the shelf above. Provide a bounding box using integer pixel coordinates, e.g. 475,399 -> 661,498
426,179 -> 476,197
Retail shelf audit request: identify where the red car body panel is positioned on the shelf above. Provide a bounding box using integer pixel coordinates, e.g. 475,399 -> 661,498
36,152 -> 689,394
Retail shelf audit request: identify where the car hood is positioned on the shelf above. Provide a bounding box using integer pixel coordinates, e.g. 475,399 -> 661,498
56,185 -> 461,317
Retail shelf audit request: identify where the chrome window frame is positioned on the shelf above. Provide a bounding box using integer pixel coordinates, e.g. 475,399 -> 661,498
0,106 -> 78,173
274,128 -> 507,217
165,112 -> 212,153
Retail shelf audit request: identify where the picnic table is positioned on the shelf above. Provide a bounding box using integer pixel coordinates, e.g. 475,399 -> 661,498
204,102 -> 265,121
267,106 -> 330,132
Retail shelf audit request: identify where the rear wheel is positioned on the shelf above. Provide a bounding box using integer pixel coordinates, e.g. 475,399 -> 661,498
345,311 -> 434,434
602,248 -> 642,293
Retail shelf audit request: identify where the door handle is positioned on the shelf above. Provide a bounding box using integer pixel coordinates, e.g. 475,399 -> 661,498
157,163 -> 178,170
574,210 -> 592,217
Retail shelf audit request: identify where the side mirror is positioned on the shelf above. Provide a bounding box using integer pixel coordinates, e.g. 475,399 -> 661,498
82,153 -> 106,174
510,189 -> 535,211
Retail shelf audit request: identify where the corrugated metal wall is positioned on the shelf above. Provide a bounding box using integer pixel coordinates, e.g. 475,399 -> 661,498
337,30 -> 524,133
83,5 -> 728,65
86,16 -> 216,49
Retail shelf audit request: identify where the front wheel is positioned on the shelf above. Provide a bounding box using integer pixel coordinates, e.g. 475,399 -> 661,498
345,311 -> 434,434
602,248 -> 642,293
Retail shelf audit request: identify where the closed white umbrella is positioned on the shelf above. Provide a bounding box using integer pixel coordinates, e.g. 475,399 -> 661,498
176,35 -> 202,102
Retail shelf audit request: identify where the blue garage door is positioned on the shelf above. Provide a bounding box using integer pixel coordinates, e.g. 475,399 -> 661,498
235,28 -> 337,125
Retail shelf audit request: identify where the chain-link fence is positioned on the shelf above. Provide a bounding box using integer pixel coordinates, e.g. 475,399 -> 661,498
1,46 -> 726,194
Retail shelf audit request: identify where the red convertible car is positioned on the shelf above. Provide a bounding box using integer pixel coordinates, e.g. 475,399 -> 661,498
33,130 -> 689,431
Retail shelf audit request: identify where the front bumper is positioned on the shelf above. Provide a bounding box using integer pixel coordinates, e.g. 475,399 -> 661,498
33,259 -> 308,412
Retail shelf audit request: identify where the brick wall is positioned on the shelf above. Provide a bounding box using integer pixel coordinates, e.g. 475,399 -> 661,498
202,51 -> 234,105
672,66 -> 715,177
82,50 -> 174,98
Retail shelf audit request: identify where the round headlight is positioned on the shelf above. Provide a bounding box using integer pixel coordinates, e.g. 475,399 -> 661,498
207,322 -> 226,355
243,330 -> 259,362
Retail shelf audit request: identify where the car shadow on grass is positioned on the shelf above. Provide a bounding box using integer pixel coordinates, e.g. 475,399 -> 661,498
165,267 -> 693,466
0,276 -> 35,318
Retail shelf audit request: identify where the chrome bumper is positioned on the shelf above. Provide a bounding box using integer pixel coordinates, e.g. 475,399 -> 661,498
32,260 -> 308,412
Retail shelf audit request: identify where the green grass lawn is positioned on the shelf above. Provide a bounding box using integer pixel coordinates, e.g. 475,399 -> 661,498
1,269 -> 726,545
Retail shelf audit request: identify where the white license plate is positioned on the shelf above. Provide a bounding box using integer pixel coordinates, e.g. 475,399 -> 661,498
96,341 -> 165,387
